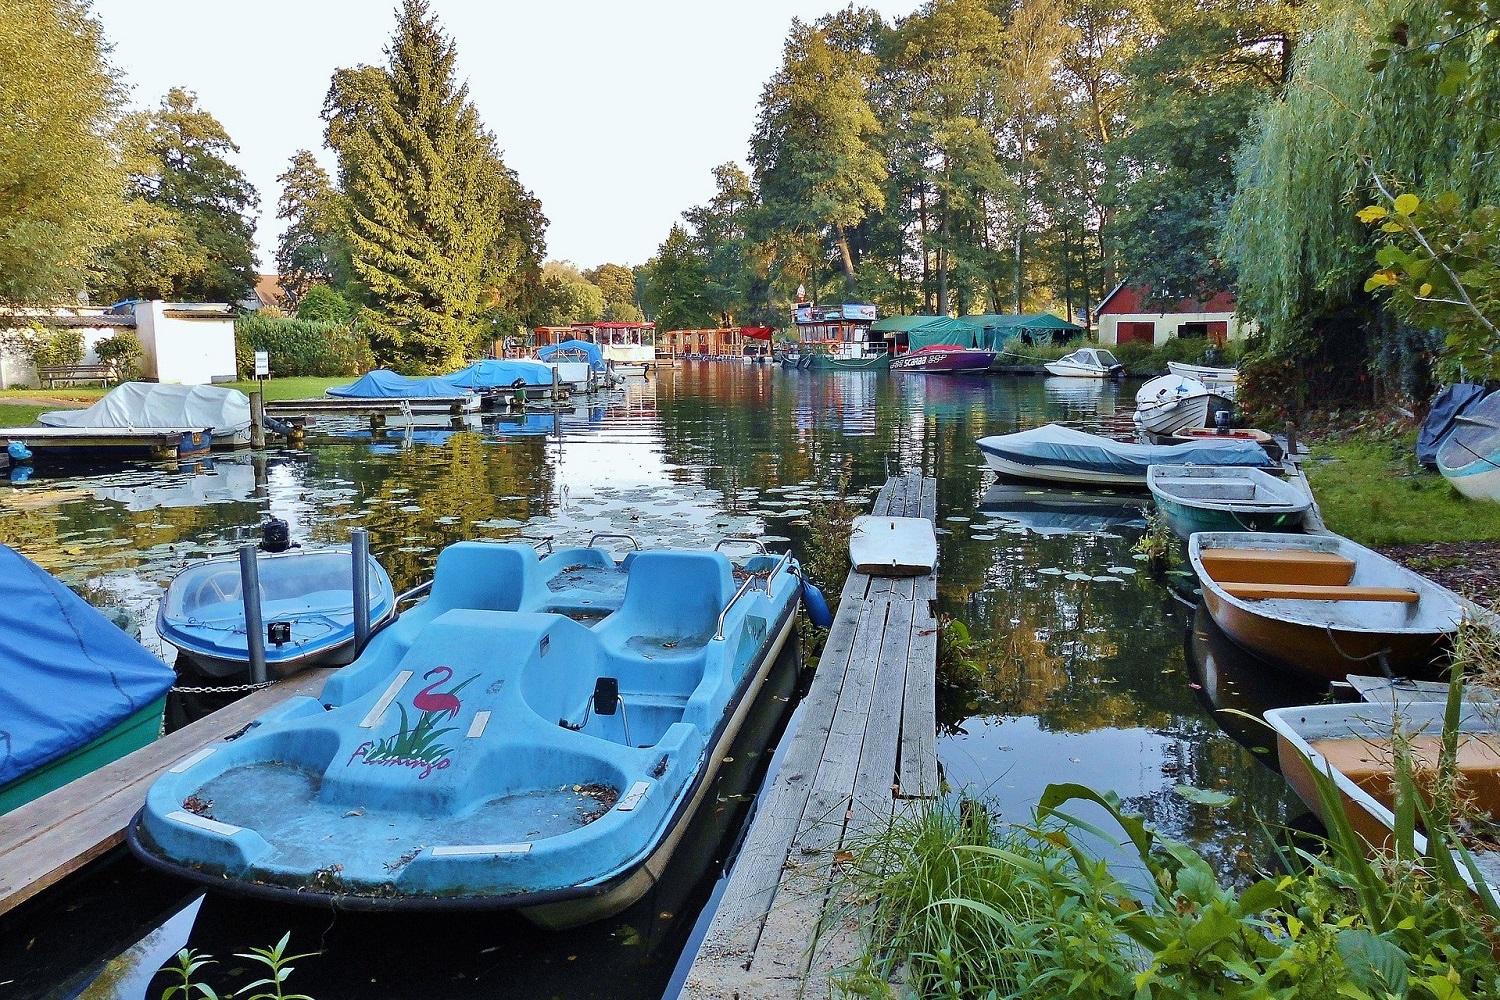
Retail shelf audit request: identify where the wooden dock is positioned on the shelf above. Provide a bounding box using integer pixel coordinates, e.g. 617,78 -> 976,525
0,668 -> 334,918
0,425 -> 212,461
682,472 -> 940,1000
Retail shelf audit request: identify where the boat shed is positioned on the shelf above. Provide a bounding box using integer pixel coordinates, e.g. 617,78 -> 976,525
1095,284 -> 1254,347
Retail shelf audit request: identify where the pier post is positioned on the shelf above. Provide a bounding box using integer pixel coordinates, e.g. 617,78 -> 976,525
249,391 -> 265,449
239,544 -> 267,685
352,528 -> 371,655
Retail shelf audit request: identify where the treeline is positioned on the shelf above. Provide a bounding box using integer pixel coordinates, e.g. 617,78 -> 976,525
642,0 -> 1499,404
640,0 -> 1296,331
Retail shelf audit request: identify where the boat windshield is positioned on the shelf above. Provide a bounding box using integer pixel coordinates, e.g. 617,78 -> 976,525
1096,350 -> 1120,367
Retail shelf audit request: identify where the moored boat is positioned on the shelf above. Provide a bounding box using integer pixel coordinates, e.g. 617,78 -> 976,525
129,538 -> 804,927
1167,361 -> 1239,384
1265,698 -> 1500,904
326,370 -> 481,414
1147,464 -> 1309,537
39,382 -> 252,448
1134,374 -> 1215,436
1043,347 -> 1123,378
890,344 -> 997,374
441,359 -> 557,395
976,424 -> 1273,487
158,545 -> 398,678
1188,531 -> 1465,683
803,350 -> 892,371
1437,390 -> 1500,502
1,544 -> 176,815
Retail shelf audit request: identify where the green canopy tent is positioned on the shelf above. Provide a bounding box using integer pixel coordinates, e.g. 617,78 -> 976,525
958,313 -> 1086,351
871,315 -> 981,352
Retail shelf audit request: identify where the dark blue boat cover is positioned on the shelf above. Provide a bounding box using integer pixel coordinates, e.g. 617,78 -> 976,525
536,339 -> 606,372
440,359 -> 553,390
326,370 -> 471,399
0,545 -> 174,785
1418,383 -> 1490,466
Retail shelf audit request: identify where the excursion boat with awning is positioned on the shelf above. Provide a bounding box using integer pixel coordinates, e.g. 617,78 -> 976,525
129,538 -> 809,928
976,424 -> 1273,486
1,544 -> 176,815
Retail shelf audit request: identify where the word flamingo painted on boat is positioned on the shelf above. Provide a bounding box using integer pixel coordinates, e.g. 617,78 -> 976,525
413,666 -> 469,720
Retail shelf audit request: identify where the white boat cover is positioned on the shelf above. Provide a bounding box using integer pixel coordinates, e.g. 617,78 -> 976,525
977,424 -> 1272,477
39,383 -> 251,434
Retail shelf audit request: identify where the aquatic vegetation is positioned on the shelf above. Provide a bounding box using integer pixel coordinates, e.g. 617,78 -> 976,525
1131,509 -> 1179,573
160,933 -> 318,1000
837,765 -> 1500,1000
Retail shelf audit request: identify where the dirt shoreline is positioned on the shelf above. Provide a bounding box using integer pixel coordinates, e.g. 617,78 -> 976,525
1377,541 -> 1500,607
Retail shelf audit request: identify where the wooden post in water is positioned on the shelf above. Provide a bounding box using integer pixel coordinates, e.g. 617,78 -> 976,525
1285,420 -> 1299,462
249,390 -> 265,449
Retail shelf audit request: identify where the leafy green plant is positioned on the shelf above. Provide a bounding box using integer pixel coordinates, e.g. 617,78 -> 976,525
94,330 -> 142,382
234,313 -> 371,379
236,933 -> 319,1000
1132,509 -> 1178,573
13,326 -> 84,368
160,948 -> 217,1000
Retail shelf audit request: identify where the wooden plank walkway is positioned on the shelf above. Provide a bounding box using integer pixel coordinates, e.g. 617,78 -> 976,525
683,472 -> 939,1000
0,668 -> 334,917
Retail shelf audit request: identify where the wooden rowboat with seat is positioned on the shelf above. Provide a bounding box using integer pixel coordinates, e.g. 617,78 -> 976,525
1187,532 -> 1465,684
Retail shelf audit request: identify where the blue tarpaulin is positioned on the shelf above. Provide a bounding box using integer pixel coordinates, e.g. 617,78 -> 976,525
1418,383 -> 1490,467
326,370 -> 472,399
536,339 -> 607,373
440,359 -> 554,390
0,545 -> 175,785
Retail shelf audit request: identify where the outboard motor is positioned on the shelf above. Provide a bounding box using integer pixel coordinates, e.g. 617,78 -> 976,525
260,517 -> 293,553
1214,409 -> 1233,434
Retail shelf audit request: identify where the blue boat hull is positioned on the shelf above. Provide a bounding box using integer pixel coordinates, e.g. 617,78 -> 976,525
130,542 -> 801,927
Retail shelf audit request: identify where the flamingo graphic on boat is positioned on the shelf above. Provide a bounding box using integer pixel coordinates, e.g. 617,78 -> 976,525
346,666 -> 478,779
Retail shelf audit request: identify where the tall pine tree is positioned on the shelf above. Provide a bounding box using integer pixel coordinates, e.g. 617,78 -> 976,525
325,0 -> 540,373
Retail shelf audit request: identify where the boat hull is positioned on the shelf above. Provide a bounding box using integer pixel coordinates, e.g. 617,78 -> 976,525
1189,532 -> 1461,683
1154,495 -> 1303,537
1136,395 -> 1211,435
0,697 -> 166,815
805,353 -> 891,371
1044,361 -> 1119,378
981,448 -> 1146,486
1440,455 -> 1500,502
891,349 -> 996,374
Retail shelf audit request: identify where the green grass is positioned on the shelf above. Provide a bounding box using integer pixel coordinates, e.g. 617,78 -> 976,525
223,376 -> 349,401
0,404 -> 50,426
1307,433 -> 1500,545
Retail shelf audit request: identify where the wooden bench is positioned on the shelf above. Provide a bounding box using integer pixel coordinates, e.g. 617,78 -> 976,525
1200,547 -> 1356,586
1221,582 -> 1419,603
36,364 -> 110,388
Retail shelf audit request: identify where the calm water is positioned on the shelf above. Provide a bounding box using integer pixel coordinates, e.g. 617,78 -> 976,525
0,364 -> 1303,999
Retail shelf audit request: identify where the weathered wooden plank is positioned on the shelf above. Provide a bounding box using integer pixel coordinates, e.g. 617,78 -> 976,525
0,668 -> 334,916
899,573 -> 941,798
919,474 -> 937,523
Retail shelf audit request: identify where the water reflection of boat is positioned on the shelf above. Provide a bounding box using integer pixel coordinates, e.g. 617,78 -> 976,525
89,460 -> 258,510
1185,603 -> 1322,766
1043,375 -> 1121,414
978,482 -> 1148,535
131,541 -> 803,928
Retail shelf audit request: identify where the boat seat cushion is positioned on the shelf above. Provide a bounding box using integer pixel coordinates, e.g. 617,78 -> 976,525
594,551 -> 735,659
1200,548 -> 1356,586
427,542 -> 540,614
1221,582 -> 1419,603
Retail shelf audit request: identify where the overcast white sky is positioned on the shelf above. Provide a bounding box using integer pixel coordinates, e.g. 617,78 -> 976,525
90,0 -> 913,274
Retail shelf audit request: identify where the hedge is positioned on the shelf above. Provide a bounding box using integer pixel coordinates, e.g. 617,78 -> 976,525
234,313 -> 370,379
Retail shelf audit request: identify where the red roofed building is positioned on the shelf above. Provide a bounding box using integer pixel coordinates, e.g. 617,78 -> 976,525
1096,283 -> 1254,347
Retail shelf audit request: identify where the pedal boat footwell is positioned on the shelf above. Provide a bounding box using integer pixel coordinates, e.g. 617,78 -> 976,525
129,542 -> 801,928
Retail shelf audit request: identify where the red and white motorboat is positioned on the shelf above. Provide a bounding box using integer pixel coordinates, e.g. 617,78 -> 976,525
890,344 -> 996,374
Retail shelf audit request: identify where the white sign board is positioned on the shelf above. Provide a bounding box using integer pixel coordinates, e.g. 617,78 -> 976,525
253,351 -> 270,379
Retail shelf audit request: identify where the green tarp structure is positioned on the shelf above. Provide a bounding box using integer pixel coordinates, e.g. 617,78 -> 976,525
958,313 -> 1086,350
870,315 -> 982,351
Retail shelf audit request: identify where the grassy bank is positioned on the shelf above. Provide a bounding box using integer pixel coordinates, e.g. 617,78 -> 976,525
1307,432 -> 1500,545
223,376 -> 348,400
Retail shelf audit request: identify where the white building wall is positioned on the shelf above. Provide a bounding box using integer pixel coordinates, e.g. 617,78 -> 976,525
0,318 -> 123,388
1098,311 -> 1254,347
135,302 -> 237,384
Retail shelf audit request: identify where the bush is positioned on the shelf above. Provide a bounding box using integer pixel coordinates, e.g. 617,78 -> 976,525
94,330 -> 142,383
234,313 -> 370,379
295,284 -> 352,324
15,327 -> 84,368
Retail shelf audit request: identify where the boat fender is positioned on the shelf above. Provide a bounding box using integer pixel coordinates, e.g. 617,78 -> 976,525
7,440 -> 31,461
802,579 -> 832,627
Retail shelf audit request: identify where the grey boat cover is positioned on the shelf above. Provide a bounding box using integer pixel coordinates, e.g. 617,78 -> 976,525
977,424 -> 1272,477
38,383 -> 251,434
1418,383 -> 1490,467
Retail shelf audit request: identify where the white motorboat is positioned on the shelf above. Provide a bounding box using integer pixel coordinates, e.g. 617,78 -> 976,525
1134,374 -> 1214,436
1437,391 -> 1500,502
1167,361 -> 1238,383
1043,347 -> 1124,378
975,424 -> 1273,486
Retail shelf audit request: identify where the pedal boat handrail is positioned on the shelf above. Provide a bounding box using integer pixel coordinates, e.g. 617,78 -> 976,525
715,550 -> 794,641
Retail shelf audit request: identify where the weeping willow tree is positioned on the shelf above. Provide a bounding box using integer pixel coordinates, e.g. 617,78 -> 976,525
1223,0 -> 1500,399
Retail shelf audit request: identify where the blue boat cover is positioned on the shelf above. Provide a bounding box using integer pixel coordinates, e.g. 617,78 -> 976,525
327,370 -> 471,400
440,359 -> 553,390
536,339 -> 606,372
0,545 -> 174,786
978,424 -> 1272,477
1418,383 -> 1489,467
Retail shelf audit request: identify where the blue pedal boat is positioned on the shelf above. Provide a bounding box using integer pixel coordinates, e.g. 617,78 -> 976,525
129,538 -> 803,928
158,548 -> 397,678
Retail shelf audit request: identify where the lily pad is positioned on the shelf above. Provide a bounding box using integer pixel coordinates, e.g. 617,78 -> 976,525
1174,784 -> 1236,808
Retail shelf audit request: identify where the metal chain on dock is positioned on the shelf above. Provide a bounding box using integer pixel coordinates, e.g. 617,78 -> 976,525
170,680 -> 278,694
